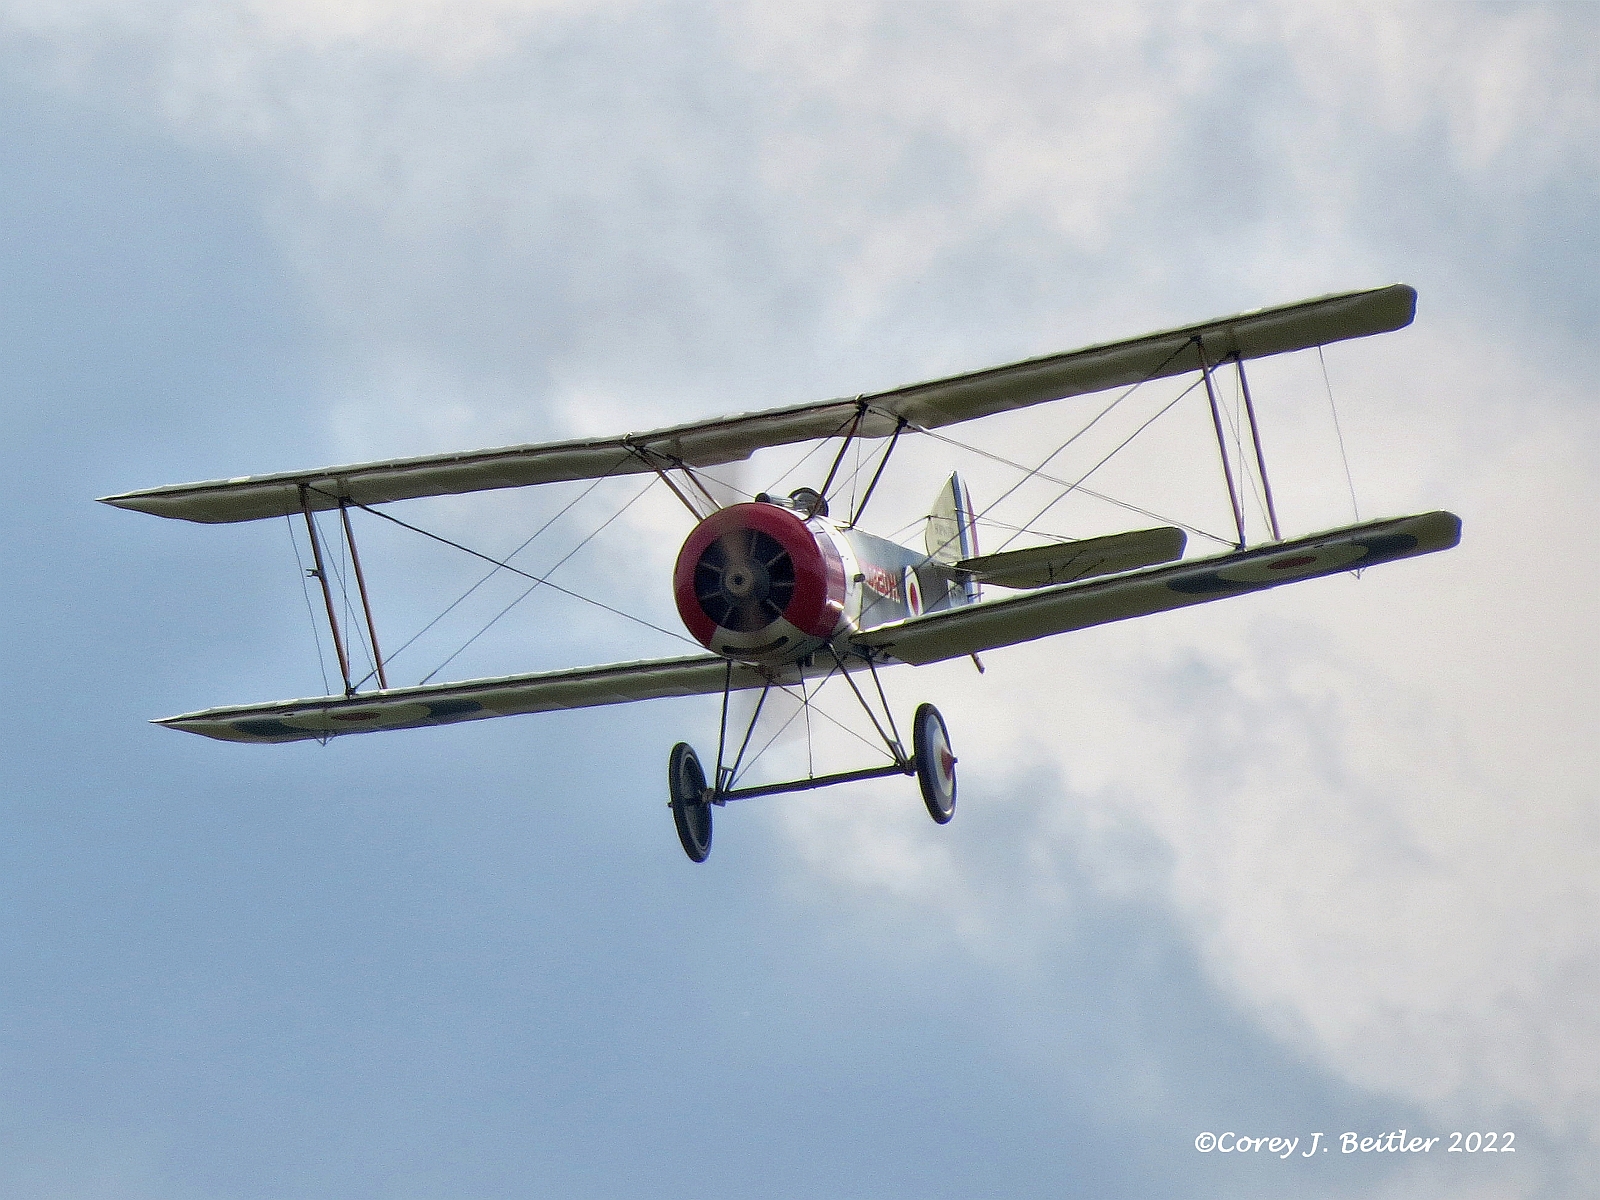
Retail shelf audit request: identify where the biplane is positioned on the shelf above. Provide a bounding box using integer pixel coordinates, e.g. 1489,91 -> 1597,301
101,283 -> 1459,862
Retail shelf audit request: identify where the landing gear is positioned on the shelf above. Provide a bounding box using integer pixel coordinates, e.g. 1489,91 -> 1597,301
668,742 -> 713,862
667,656 -> 960,859
912,702 -> 957,824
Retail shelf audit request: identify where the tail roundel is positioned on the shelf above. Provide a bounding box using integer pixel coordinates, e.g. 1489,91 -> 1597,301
925,472 -> 981,603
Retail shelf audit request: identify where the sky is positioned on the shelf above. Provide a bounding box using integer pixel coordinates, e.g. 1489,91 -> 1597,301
1,2 -> 1596,1197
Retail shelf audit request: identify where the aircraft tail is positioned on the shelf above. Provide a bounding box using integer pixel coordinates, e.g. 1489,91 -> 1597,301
926,472 -> 981,602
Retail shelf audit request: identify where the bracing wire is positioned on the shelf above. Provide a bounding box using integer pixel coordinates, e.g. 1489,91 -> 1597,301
803,670 -> 815,780
308,485 -> 700,660
417,475 -> 662,685
1214,372 -> 1271,539
733,670 -> 893,785
915,336 -> 1206,565
1318,345 -> 1361,523
906,343 -> 1233,565
329,512 -> 377,680
286,514 -> 331,695
1234,369 -> 1272,535
762,437 -> 834,495
911,424 -> 1236,549
848,428 -> 863,517
368,463 -> 632,679
993,376 -> 1205,552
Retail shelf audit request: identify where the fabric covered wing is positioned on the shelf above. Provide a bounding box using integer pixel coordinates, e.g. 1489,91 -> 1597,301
100,285 -> 1415,524
867,283 -> 1414,435
160,654 -> 805,744
853,511 -> 1460,666
957,526 -> 1186,589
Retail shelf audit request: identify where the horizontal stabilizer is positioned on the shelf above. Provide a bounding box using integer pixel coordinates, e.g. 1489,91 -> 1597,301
101,284 -> 1416,524
958,526 -> 1186,589
160,654 -> 809,745
853,511 -> 1461,666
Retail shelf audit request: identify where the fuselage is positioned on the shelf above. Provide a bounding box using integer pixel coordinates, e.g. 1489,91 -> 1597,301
672,496 -> 969,667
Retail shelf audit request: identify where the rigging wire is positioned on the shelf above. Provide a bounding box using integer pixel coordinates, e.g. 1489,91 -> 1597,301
733,668 -> 893,784
1232,368 -> 1273,535
847,427 -> 863,518
328,509 -> 377,681
1318,345 -> 1361,523
993,376 -> 1205,552
286,514 -> 331,695
417,475 -> 662,685
350,465 -> 629,686
1211,373 -> 1272,540
314,507 -> 376,684
307,484 -> 700,658
761,436 -> 834,495
911,420 -> 1235,548
803,668 -> 815,780
909,335 -> 1206,565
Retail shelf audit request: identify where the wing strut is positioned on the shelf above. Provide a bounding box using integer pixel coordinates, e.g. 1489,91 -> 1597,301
297,485 -> 391,695
626,443 -> 712,520
299,485 -> 354,696
1233,354 -> 1283,542
1197,338 -> 1248,549
339,500 -> 389,691
845,418 -> 907,529
817,401 -> 868,504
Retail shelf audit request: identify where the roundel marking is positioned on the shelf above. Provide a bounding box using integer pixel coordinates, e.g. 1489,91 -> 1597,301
1171,541 -> 1368,595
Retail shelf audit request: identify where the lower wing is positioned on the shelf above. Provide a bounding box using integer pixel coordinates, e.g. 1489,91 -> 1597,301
160,511 -> 1458,744
160,654 -> 805,744
853,511 -> 1460,666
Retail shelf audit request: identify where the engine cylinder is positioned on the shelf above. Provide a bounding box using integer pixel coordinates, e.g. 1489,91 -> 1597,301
673,502 -> 847,665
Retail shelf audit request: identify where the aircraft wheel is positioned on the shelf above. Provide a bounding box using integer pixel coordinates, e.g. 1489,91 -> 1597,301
912,703 -> 957,824
668,742 -> 713,862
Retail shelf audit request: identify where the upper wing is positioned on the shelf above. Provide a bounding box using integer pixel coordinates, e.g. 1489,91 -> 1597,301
161,653 -> 806,744
100,284 -> 1415,524
853,511 -> 1460,666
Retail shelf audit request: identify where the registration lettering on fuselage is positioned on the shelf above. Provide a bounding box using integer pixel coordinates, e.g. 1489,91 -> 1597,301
861,563 -> 901,602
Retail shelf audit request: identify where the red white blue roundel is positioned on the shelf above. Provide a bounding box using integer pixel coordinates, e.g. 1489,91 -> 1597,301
903,567 -> 923,617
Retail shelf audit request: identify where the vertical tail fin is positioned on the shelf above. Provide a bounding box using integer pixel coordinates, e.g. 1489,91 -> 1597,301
926,472 -> 981,602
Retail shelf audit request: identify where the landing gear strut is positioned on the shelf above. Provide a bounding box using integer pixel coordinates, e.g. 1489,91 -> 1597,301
665,656 -> 958,861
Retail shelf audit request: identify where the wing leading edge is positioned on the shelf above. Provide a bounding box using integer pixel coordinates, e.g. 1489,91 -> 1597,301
101,284 -> 1415,524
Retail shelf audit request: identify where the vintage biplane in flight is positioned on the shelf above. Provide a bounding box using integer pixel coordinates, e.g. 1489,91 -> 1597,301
102,284 -> 1459,861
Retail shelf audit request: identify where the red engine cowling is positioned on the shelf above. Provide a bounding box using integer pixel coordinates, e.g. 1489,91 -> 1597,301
673,502 -> 848,665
